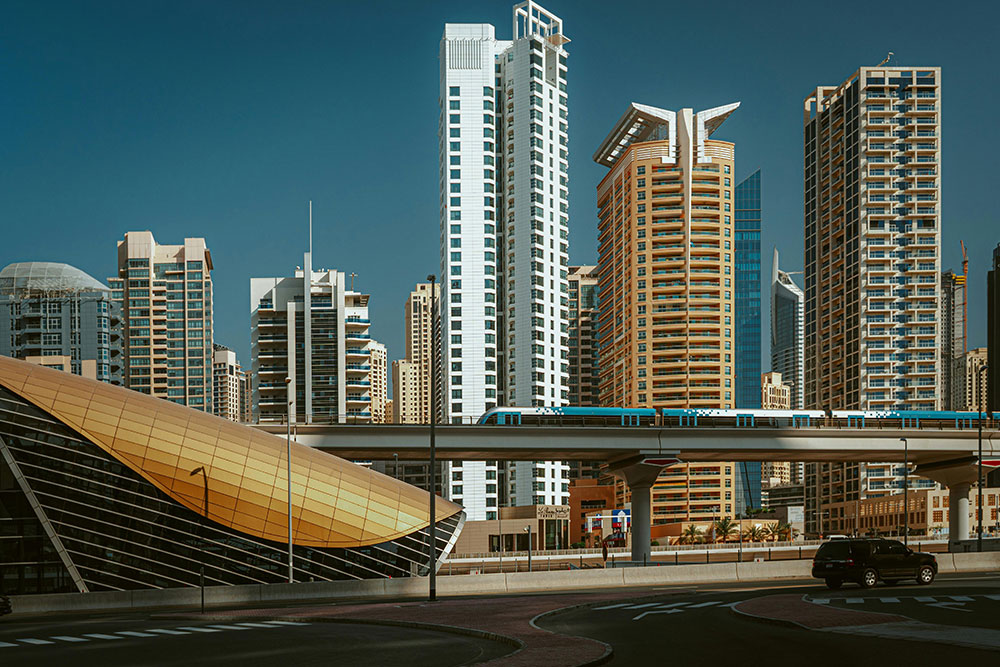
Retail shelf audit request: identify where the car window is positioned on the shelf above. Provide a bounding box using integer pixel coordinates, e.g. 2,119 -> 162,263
886,541 -> 907,555
817,541 -> 851,559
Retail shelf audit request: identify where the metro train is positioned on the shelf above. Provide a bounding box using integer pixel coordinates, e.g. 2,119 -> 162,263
477,406 -> 1000,429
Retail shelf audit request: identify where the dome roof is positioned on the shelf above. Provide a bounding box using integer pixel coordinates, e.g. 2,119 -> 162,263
0,262 -> 109,295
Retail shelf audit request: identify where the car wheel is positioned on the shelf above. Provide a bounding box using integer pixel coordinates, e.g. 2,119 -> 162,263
825,578 -> 842,590
917,565 -> 935,585
859,568 -> 878,589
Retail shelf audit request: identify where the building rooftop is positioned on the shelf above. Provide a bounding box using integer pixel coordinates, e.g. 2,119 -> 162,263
0,261 -> 109,296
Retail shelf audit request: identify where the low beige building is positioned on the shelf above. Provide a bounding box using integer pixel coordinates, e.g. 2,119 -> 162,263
761,371 -> 791,409
25,355 -> 98,380
452,505 -> 571,555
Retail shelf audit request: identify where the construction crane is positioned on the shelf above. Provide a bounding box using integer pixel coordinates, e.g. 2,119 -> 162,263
876,52 -> 894,68
960,241 -> 969,355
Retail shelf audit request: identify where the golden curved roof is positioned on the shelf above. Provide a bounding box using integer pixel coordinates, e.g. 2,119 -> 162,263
0,356 -> 462,549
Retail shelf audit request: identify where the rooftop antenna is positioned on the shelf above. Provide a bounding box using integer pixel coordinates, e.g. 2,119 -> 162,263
349,272 -> 357,292
876,51 -> 894,68
309,200 -> 313,255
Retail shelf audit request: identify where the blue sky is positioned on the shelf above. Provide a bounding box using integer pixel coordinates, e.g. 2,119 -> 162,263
2,0 -> 998,387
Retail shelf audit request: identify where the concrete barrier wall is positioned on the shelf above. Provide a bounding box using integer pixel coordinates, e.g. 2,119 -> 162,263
9,550 -> 999,616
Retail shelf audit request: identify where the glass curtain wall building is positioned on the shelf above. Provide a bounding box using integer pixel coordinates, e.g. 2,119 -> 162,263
0,356 -> 463,595
771,249 -> 806,409
733,170 -> 762,514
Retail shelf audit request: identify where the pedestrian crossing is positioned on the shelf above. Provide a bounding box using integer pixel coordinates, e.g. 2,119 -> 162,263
0,620 -> 310,649
809,594 -> 1000,605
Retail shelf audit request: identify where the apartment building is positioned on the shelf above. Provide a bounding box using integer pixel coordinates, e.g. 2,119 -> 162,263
954,347 -> 988,412
771,249 -> 805,409
392,282 -> 439,424
594,101 -> 740,524
761,371 -> 790,409
250,262 -> 375,424
108,232 -> 213,410
440,2 -> 571,518
734,170 -> 762,408
941,269 -> 967,409
370,341 -> 388,424
567,265 -> 599,406
1,262 -> 122,385
212,344 -> 248,423
802,65 -> 942,535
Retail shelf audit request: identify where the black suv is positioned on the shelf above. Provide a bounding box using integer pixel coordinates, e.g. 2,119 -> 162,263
812,538 -> 937,589
0,595 -> 10,617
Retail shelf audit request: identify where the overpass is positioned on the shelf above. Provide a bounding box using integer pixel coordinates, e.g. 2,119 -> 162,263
255,422 -> 1000,563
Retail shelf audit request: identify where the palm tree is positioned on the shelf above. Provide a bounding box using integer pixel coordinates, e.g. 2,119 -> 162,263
743,525 -> 766,543
764,522 -> 782,542
773,521 -> 794,542
681,524 -> 703,544
713,517 -> 737,543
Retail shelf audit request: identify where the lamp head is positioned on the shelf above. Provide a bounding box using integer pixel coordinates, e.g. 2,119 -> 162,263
426,274 -> 435,283
190,466 -> 204,476
284,377 -> 292,385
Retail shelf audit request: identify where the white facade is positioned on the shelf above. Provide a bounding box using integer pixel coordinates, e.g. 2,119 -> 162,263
212,344 -> 246,422
369,341 -> 388,423
771,249 -> 805,410
439,2 -> 570,518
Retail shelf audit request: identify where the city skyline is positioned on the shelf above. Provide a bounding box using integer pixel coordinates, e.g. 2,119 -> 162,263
3,1 -> 998,378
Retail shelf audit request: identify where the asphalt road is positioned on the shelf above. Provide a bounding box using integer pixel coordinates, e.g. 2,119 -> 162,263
537,573 -> 1000,666
0,612 -> 512,667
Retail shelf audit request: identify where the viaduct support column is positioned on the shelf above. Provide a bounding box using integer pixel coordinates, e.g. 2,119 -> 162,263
608,455 -> 679,565
949,482 -> 972,550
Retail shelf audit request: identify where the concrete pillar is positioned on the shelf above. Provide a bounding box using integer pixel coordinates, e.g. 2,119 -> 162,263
949,482 -> 971,549
630,482 -> 653,564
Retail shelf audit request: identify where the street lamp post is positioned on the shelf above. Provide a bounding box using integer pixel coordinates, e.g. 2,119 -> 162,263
978,363 -> 988,552
285,376 -> 294,583
900,437 -> 908,548
189,466 -> 209,613
523,525 -> 532,572
427,274 -> 437,602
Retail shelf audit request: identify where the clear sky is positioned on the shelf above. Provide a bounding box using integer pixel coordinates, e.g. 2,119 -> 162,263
3,0 -> 998,393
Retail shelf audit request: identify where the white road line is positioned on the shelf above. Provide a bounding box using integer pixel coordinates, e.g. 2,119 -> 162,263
82,634 -> 124,640
633,609 -> 684,621
206,625 -> 252,631
593,603 -> 631,610
809,598 -> 832,604
0,641 -> 19,648
147,629 -> 191,635
235,622 -> 279,629
719,602 -> 740,608
18,639 -> 54,645
915,596 -> 936,603
950,596 -> 974,602
624,603 -> 662,610
880,597 -> 900,603
985,594 -> 1000,601
261,621 -> 310,626
50,636 -> 89,642
655,602 -> 691,609
176,627 -> 222,633
117,631 -> 157,638
687,601 -> 722,608
845,598 -> 865,604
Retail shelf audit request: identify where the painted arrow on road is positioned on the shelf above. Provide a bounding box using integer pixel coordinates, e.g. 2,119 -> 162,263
634,608 -> 685,621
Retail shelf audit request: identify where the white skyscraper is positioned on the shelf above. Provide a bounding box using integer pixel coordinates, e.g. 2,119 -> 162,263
771,249 -> 805,410
439,2 -> 570,518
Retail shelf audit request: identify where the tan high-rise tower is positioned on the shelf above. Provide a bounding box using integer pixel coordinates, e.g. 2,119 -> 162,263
392,282 -> 439,424
594,102 -> 740,525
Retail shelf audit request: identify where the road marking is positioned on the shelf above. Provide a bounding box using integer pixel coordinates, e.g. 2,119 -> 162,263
82,634 -> 124,640
50,636 -> 89,642
845,598 -> 865,604
235,622 -> 280,629
718,602 -> 740,608
986,594 -> 1000,601
176,626 -> 222,633
655,602 -> 691,609
914,596 -> 936,602
206,624 -> 252,631
593,603 -> 631,610
117,631 -> 157,638
633,609 -> 684,621
18,639 -> 54,645
262,621 -> 310,626
624,603 -> 662,609
687,600 -> 722,608
949,596 -> 974,602
928,601 -> 971,613
0,641 -> 19,648
809,598 -> 831,604
880,597 -> 900,603
147,629 -> 191,635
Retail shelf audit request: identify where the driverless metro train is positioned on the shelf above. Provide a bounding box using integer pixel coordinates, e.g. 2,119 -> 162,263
477,406 -> 1000,429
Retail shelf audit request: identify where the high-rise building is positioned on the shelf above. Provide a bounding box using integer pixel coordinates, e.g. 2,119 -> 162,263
392,283 -> 438,425
989,244 -> 1000,413
771,249 -> 805,409
250,263 -> 375,424
440,2 -> 571,518
370,341 -> 388,424
568,265 -> 599,406
941,269 -> 967,409
212,344 -> 248,423
1,262 -> 123,384
955,347 -> 989,413
802,65 -> 942,535
734,170 -> 762,408
392,359 -> 420,424
594,102 -> 740,524
108,232 -> 213,411
761,371 -> 790,409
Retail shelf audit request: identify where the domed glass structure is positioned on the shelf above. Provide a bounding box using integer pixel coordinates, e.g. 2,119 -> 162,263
0,262 -> 109,296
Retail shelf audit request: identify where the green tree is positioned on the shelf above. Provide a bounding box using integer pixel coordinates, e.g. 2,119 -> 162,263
713,517 -> 737,543
681,524 -> 703,544
743,525 -> 766,543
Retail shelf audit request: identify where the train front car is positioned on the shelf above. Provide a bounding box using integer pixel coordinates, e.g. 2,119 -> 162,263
477,406 -> 657,427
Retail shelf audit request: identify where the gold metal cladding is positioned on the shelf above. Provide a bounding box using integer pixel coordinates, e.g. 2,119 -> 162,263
0,356 -> 461,549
